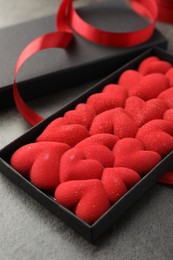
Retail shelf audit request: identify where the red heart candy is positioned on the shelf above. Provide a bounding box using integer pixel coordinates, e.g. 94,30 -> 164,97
89,109 -> 115,135
89,108 -> 138,139
36,119 -> 89,147
113,108 -> 138,139
75,133 -> 118,150
163,109 -> 173,122
101,167 -> 141,203
64,103 -> 96,129
136,119 -> 173,157
138,56 -> 172,75
113,138 -> 161,176
59,144 -> 114,183
118,70 -> 143,91
11,142 -> 70,191
125,96 -> 167,127
102,84 -> 128,107
129,73 -> 170,100
54,179 -> 111,224
166,68 -> 173,87
86,93 -> 119,114
158,87 -> 173,108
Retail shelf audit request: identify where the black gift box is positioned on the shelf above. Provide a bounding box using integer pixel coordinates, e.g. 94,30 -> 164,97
0,47 -> 173,243
0,0 -> 167,108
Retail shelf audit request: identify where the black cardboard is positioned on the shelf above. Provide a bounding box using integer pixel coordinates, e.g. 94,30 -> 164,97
0,0 -> 167,108
1,48 -> 173,243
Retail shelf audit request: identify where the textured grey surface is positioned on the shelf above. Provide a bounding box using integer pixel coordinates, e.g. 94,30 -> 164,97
0,1 -> 173,260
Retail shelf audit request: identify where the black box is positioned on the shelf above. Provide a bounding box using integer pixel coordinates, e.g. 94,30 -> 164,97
0,48 -> 173,243
0,0 -> 167,108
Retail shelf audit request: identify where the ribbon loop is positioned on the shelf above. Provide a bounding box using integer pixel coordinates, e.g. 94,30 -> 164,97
13,0 -> 158,125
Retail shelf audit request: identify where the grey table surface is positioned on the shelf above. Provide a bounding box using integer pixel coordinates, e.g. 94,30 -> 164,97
0,1 -> 173,260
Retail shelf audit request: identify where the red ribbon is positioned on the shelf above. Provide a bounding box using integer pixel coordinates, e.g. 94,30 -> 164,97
13,1 -> 173,184
13,0 -> 158,126
156,0 -> 173,24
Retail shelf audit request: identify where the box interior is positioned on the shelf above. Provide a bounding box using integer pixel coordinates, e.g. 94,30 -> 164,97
1,48 -> 173,242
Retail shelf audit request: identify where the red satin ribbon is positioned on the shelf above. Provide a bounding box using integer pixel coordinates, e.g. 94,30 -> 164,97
156,0 -> 173,24
13,1 -> 173,184
13,0 -> 158,126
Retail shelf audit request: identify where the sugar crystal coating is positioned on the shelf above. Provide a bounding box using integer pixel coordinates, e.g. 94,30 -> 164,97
138,56 -> 172,75
11,142 -> 70,191
59,144 -> 114,183
54,179 -> 111,224
101,167 -> 141,203
37,123 -> 89,146
118,69 -> 143,90
64,103 -> 96,129
158,87 -> 173,108
166,68 -> 173,87
113,138 -> 161,176
125,96 -> 168,127
136,120 -> 173,156
129,73 -> 170,100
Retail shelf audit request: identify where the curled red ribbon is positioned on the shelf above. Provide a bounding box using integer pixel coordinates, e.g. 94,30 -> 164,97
156,0 -> 173,23
13,0 -> 158,126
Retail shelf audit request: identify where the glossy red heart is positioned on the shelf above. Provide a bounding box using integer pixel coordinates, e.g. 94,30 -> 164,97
64,103 -> 96,129
55,179 -> 111,224
11,142 -> 70,191
101,167 -> 141,203
138,56 -> 172,75
125,96 -> 167,127
89,108 -> 138,139
36,117 -> 89,146
59,144 -> 114,183
136,119 -> 173,157
113,138 -> 161,176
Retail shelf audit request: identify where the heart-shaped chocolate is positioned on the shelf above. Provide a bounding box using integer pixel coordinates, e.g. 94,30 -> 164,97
75,133 -> 118,150
136,119 -> 173,157
166,68 -> 173,87
113,138 -> 161,176
86,93 -> 119,114
59,144 -> 114,183
118,69 -> 143,91
138,56 -> 172,75
36,118 -> 89,146
158,87 -> 173,108
55,179 -> 111,224
102,84 -> 128,107
64,103 -> 96,129
163,108 -> 173,122
129,73 -> 170,100
89,108 -> 138,139
101,167 -> 141,203
125,96 -> 167,127
11,142 -> 70,191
